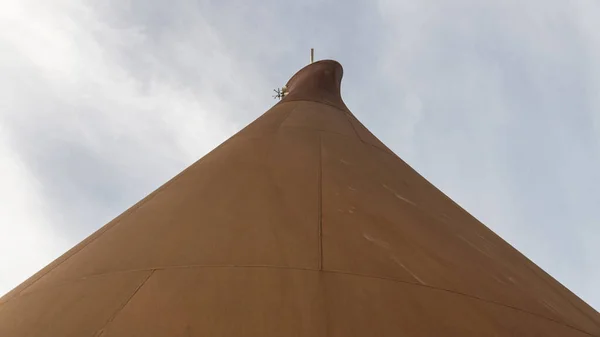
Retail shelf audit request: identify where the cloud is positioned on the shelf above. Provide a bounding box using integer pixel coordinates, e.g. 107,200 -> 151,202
1,0 -> 241,238
0,0 -> 253,291
0,128 -> 66,293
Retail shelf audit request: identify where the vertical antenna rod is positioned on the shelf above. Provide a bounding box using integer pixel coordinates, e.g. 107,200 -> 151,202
310,48 -> 314,64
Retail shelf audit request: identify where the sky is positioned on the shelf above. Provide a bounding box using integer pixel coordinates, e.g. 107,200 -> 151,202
1,0 -> 599,310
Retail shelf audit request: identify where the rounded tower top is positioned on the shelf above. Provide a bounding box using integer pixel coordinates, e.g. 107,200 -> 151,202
280,59 -> 348,111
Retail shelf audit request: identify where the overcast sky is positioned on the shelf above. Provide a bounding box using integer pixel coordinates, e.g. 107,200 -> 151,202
1,0 -> 599,310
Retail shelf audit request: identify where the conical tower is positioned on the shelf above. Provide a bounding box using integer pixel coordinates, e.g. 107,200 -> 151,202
1,60 -> 599,336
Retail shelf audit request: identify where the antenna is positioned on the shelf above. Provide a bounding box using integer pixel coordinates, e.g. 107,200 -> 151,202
272,85 -> 288,100
273,49 -> 313,99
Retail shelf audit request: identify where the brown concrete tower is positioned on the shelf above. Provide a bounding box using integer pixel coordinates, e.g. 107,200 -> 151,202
1,60 -> 599,336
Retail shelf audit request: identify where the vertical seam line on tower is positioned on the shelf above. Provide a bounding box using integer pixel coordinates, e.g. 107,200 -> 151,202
318,132 -> 324,271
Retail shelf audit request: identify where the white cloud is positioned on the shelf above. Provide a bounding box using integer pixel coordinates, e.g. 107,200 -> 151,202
0,128 -> 66,294
0,0 -> 253,294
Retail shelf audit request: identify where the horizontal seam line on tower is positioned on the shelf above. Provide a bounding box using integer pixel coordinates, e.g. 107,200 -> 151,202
12,264 -> 598,336
277,99 -> 396,156
523,254 -> 600,328
275,124 -> 394,159
278,98 -> 351,115
239,123 -> 394,160
241,98 -> 397,159
3,147 -> 204,306
279,125 -> 353,138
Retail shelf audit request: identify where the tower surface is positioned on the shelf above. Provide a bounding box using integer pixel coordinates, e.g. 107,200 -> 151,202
1,60 -> 599,336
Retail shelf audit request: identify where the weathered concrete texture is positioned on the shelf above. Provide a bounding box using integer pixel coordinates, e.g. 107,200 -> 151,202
1,60 -> 599,336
